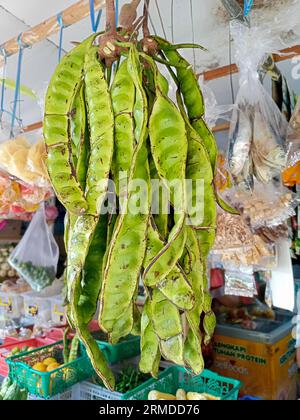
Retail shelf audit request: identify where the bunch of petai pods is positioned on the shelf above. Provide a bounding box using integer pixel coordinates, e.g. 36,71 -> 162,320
43,32 -> 235,390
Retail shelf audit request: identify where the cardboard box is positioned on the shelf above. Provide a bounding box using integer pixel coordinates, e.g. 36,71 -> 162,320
212,314 -> 298,400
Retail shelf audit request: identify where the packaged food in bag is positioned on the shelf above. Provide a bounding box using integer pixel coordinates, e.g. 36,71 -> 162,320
8,203 -> 59,292
228,21 -> 288,188
286,98 -> 300,167
0,136 -> 50,188
224,181 -> 298,231
224,269 -> 257,298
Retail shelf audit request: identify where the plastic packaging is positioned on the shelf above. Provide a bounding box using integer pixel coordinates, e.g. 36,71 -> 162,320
286,98 -> 300,168
49,295 -> 66,326
224,270 -> 257,298
9,203 -> 59,292
0,292 -> 24,319
214,152 -> 232,193
22,292 -> 51,322
228,21 -> 288,188
224,181 -> 298,231
0,166 -> 53,220
199,76 -> 233,129
211,211 -> 277,270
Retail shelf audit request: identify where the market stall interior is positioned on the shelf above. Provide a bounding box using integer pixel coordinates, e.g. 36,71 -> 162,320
0,0 -> 299,401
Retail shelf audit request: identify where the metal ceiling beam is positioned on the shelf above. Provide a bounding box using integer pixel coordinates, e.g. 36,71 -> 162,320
0,0 -> 105,67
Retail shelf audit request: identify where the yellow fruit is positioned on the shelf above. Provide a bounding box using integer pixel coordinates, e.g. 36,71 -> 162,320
43,357 -> 57,366
32,362 -> 47,372
46,363 -> 60,372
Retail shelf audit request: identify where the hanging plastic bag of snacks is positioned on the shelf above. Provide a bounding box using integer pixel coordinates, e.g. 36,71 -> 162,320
286,98 -> 300,166
228,21 -> 288,188
224,269 -> 257,298
8,203 -> 59,292
224,181 -> 298,234
211,210 -> 277,270
0,136 -> 50,188
283,98 -> 300,186
0,171 -> 53,220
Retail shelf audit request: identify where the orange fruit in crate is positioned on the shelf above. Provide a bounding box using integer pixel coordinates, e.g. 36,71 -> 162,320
32,362 -> 47,372
46,363 -> 60,372
43,357 -> 57,366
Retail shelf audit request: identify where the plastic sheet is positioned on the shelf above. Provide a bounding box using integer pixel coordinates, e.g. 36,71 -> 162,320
228,21 -> 288,188
211,211 -> 277,270
198,76 -> 233,129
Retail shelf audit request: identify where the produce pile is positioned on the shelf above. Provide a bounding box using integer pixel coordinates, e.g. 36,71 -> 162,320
0,244 -> 18,281
148,389 -> 220,401
43,1 -> 235,390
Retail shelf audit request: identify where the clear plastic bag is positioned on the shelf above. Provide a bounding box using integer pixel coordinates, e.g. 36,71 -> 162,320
211,210 -> 277,270
286,98 -> 300,168
0,135 -> 50,188
224,269 -> 257,298
8,203 -> 59,292
0,171 -> 53,220
198,76 -> 234,129
228,21 -> 288,188
224,181 -> 298,230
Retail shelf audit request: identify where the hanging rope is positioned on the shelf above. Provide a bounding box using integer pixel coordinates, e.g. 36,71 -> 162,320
10,33 -> 27,137
189,0 -> 196,71
89,0 -> 103,32
0,47 -> 8,123
154,0 -> 167,39
57,13 -> 65,63
244,0 -> 254,17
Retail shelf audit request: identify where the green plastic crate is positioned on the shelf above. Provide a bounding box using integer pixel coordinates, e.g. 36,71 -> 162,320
124,366 -> 242,400
81,334 -> 140,365
7,341 -> 94,399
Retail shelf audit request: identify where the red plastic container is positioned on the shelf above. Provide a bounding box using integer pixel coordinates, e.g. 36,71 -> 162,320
0,337 -> 54,377
45,320 -> 100,342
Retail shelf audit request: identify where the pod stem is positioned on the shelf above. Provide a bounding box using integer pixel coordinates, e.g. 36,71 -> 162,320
106,0 -> 117,35
143,0 -> 150,38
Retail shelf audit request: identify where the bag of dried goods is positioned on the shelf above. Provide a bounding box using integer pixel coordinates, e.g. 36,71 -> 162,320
8,203 -> 59,292
211,211 -> 276,270
0,172 -> 53,220
224,181 -> 298,233
286,98 -> 300,167
0,136 -> 50,188
228,21 -> 288,188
